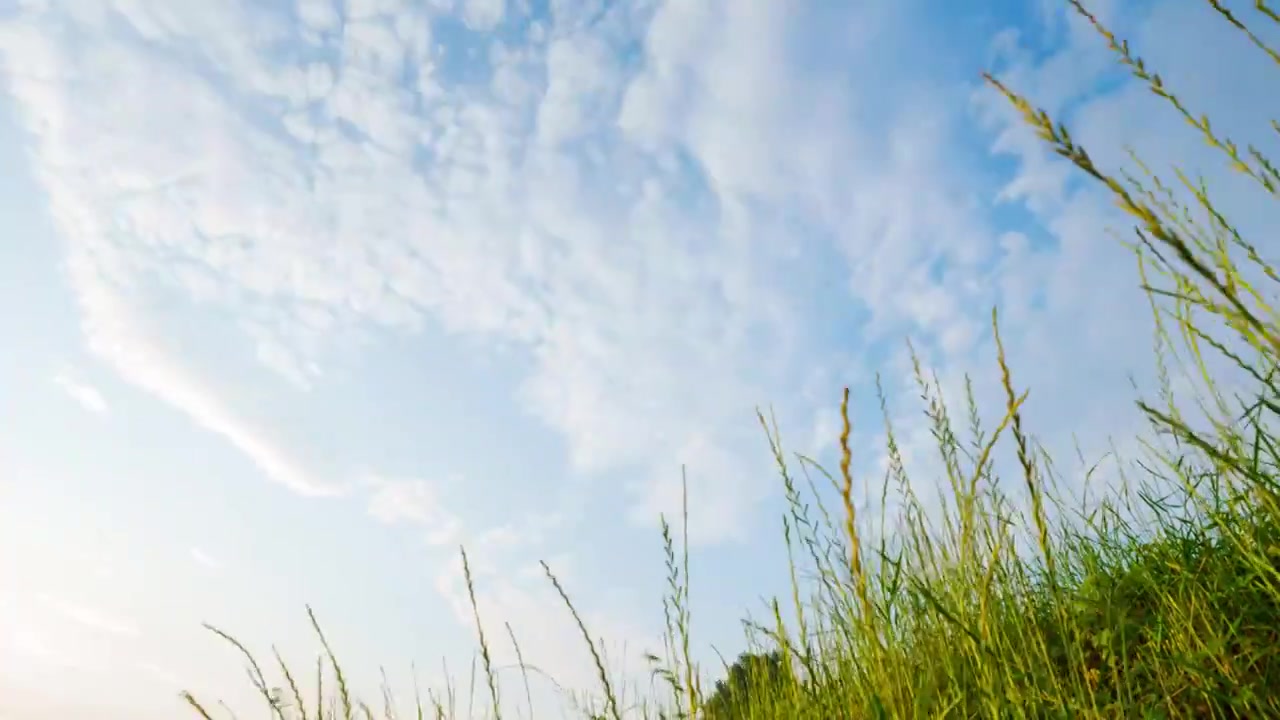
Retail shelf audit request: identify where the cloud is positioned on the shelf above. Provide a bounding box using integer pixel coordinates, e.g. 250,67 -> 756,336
0,0 -> 853,545
189,547 -> 222,571
363,474 -> 463,547
138,661 -> 184,689
41,595 -> 140,638
0,0 -> 1226,556
462,0 -> 507,31
52,371 -> 109,415
5,626 -> 81,670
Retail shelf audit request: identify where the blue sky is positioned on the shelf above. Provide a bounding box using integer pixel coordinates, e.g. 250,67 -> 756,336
1,0 -> 1278,717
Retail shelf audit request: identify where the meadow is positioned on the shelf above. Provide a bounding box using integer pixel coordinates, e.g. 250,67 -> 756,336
183,2 -> 1280,717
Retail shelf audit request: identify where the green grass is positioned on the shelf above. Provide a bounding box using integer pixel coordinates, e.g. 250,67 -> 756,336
184,1 -> 1280,717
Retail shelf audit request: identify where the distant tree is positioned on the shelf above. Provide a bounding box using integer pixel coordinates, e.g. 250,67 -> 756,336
701,650 -> 792,720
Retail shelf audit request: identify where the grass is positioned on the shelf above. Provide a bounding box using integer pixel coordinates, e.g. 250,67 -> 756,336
184,1 -> 1280,717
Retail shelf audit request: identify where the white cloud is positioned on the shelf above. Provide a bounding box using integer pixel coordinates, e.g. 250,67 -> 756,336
5,626 -> 81,670
462,0 -> 506,31
363,474 -> 463,547
536,33 -> 619,147
1,0 -> 1218,557
52,371 -> 108,415
66,260 -> 343,498
296,0 -> 342,35
0,0 -> 832,545
188,547 -> 222,571
41,595 -> 140,638
138,661 -> 184,689
0,0 -> 1254,552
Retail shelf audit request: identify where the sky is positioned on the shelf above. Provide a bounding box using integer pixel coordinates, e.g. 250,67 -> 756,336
1,0 -> 1278,718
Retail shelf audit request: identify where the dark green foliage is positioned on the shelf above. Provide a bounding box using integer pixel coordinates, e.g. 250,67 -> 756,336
701,651 -> 792,720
